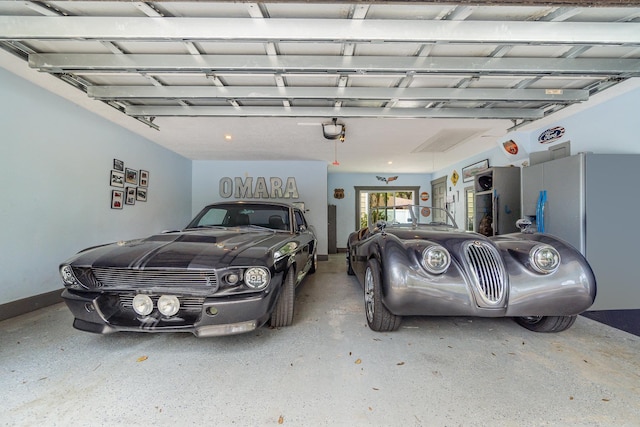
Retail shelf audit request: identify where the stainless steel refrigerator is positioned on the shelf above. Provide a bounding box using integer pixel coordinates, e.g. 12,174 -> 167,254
521,152 -> 640,311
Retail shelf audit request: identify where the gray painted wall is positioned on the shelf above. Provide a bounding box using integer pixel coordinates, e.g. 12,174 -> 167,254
192,160 -> 328,255
0,69 -> 192,305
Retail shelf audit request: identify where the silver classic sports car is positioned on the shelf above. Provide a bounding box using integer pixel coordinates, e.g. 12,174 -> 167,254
347,205 -> 596,333
60,201 -> 317,337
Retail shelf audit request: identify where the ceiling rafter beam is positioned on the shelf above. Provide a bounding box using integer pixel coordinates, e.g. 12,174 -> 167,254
28,54 -> 640,76
3,17 -> 640,45
87,86 -> 589,102
123,105 -> 544,119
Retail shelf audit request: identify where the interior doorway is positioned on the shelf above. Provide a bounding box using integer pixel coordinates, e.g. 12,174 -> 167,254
465,186 -> 475,231
430,176 -> 447,223
354,186 -> 419,230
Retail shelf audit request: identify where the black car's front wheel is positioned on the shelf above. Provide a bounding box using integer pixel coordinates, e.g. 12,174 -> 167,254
514,315 -> 577,332
270,267 -> 295,328
364,259 -> 401,332
308,250 -> 317,275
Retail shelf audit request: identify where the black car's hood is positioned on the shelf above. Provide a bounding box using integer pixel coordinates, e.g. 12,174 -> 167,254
67,228 -> 290,269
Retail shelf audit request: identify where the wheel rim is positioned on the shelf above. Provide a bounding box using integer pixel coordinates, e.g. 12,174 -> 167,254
364,267 -> 375,323
520,316 -> 542,325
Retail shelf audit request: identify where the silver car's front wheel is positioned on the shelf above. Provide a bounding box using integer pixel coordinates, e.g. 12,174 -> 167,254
364,259 -> 401,332
514,315 -> 577,332
364,267 -> 375,324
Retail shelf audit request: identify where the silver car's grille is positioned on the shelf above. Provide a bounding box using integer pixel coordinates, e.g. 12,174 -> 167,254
91,268 -> 218,291
463,241 -> 507,307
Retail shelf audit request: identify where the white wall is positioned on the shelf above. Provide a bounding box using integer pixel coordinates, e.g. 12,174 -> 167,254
431,79 -> 640,228
192,160 -> 328,255
0,69 -> 192,305
327,173 -> 432,248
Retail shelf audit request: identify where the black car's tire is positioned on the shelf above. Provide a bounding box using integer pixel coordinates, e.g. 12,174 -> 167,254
346,246 -> 355,276
364,258 -> 401,332
514,315 -> 577,332
270,268 -> 295,328
308,250 -> 317,275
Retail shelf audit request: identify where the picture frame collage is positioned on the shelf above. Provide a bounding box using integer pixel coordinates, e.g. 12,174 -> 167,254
109,159 -> 149,209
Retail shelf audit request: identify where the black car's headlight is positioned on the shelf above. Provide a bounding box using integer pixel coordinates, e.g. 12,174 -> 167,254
421,245 -> 451,274
529,244 -> 560,274
60,264 -> 86,289
244,267 -> 270,290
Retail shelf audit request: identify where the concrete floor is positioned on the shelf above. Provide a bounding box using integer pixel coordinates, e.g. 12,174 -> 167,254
1,254 -> 639,427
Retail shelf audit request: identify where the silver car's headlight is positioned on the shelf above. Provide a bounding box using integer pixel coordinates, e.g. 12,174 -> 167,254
421,245 -> 451,274
244,267 -> 270,290
530,244 -> 560,274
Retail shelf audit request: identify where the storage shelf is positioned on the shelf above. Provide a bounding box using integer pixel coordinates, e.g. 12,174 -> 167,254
473,167 -> 521,236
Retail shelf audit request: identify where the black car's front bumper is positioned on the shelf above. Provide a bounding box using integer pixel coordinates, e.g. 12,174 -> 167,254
61,286 -> 281,337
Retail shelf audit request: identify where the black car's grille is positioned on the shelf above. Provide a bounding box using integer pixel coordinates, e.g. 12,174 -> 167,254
86,268 -> 219,295
463,241 -> 507,307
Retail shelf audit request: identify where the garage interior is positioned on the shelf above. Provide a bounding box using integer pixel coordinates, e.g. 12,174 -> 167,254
1,0 -> 640,425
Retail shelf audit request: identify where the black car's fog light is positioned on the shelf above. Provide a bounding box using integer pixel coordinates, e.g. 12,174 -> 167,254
132,294 -> 153,316
157,295 -> 180,317
207,307 -> 219,316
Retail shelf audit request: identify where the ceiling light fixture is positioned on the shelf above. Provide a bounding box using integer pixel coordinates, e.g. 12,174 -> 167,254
224,134 -> 232,141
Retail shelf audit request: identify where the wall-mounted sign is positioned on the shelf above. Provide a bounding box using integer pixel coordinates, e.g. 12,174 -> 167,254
376,175 -> 398,184
219,176 -> 299,199
451,170 -> 459,186
538,126 -> 565,144
502,139 -> 519,155
420,192 -> 430,201
334,188 -> 345,199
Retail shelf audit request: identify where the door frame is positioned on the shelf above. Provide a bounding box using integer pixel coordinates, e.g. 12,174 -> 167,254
354,186 -> 420,231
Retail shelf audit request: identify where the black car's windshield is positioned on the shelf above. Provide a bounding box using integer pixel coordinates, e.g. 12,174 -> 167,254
370,205 -> 458,229
187,204 -> 291,231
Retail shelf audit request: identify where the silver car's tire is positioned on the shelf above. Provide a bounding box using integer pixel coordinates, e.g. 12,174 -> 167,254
514,315 -> 577,332
364,259 -> 401,332
346,246 -> 355,276
270,268 -> 295,327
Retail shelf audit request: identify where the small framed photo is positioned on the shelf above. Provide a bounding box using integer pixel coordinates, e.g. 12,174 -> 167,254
125,187 -> 136,205
139,170 -> 149,188
125,168 -> 138,185
111,190 -> 124,209
462,159 -> 490,183
113,158 -> 124,172
110,170 -> 125,188
136,187 -> 147,202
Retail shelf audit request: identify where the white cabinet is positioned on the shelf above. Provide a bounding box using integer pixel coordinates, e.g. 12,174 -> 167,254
473,167 -> 521,236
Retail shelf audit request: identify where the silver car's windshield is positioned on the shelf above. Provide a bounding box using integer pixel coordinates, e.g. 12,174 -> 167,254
369,205 -> 458,229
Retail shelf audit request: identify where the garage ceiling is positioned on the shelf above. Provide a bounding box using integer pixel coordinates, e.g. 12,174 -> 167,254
1,1 -> 640,173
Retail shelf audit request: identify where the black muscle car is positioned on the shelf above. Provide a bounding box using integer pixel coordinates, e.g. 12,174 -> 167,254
59,201 -> 317,337
347,205 -> 596,333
